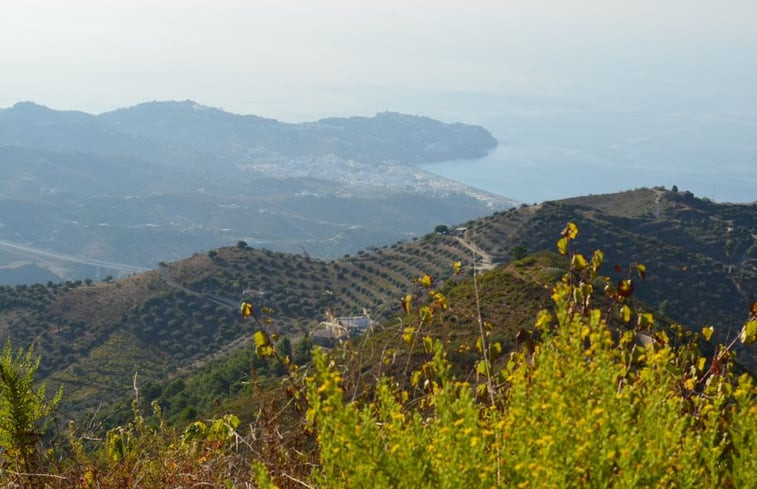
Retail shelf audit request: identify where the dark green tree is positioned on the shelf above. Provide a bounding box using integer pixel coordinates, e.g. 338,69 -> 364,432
510,244 -> 529,261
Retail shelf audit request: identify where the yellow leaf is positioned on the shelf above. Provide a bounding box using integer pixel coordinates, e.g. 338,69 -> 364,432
740,320 -> 757,344
419,274 -> 433,288
696,357 -> 707,372
637,312 -> 654,328
557,237 -> 568,256
572,253 -> 588,270
253,330 -> 270,348
476,359 -> 490,376
401,294 -> 412,314
536,310 -> 552,329
430,290 -> 448,310
562,221 -> 579,239
240,301 -> 253,318
620,305 -> 631,323
701,326 -> 714,341
591,249 -> 604,271
402,326 -> 415,345
489,341 -> 503,359
453,261 -> 462,275
420,306 -> 433,321
423,335 -> 433,353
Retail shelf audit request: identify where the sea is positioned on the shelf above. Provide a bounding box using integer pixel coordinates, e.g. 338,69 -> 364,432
418,115 -> 757,205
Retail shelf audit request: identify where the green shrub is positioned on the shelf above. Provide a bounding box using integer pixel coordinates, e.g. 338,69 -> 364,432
305,223 -> 757,488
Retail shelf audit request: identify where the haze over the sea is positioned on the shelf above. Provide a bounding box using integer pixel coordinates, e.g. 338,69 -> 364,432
2,0 -> 755,203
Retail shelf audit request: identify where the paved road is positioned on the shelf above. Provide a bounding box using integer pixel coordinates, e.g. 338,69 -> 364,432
0,238 -> 149,274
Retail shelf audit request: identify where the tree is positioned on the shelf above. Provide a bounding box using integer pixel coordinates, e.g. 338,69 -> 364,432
510,244 -> 528,261
0,340 -> 62,482
434,224 -> 449,235
236,240 -> 248,249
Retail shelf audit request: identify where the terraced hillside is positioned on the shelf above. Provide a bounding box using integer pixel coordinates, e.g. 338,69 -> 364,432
0,187 -> 753,415
0,234 -> 478,410
465,188 -> 756,346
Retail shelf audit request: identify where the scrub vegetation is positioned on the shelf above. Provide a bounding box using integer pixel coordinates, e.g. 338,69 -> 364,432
0,222 -> 755,488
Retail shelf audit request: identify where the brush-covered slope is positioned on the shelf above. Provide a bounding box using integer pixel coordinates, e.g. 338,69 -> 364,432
0,188 -> 753,415
466,188 -> 756,343
0,233 -> 477,410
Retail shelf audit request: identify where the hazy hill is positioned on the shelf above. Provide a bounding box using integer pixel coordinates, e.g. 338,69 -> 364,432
0,101 -> 508,283
99,101 -> 497,165
1,101 -> 496,168
0,187 -> 753,417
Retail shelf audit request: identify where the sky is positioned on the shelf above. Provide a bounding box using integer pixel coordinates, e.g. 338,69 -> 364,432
2,0 -> 756,201
2,0 -> 755,119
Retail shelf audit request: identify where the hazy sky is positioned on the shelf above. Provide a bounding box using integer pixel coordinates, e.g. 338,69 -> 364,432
2,0 -> 756,202
2,0 -> 756,121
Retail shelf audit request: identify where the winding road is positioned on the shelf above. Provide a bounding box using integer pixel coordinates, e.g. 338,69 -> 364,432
456,234 -> 496,272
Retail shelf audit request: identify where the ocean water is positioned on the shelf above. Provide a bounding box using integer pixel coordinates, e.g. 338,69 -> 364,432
419,113 -> 757,205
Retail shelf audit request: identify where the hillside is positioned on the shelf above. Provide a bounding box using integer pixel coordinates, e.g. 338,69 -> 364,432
0,188 -> 753,417
465,188 -> 756,345
0,101 -> 509,283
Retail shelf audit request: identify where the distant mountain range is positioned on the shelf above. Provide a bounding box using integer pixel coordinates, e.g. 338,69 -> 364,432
0,101 -> 507,283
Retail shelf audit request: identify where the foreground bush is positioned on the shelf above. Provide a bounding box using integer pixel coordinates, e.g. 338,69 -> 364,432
306,224 -> 757,488
1,223 -> 755,488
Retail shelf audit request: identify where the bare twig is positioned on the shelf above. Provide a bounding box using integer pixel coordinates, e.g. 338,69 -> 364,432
5,470 -> 67,480
281,472 -> 317,489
